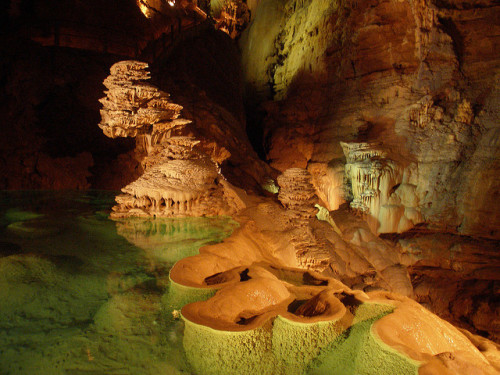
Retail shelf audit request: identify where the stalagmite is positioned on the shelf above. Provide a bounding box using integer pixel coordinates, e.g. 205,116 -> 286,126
277,168 -> 319,219
98,60 -> 244,218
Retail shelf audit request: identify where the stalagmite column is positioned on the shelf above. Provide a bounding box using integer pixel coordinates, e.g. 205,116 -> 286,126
277,168 -> 318,219
98,60 -> 244,218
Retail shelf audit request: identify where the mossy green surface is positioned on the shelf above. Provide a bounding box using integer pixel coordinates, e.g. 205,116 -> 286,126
162,278 -> 217,312
3,208 -> 43,223
183,318 -> 277,375
272,316 -> 345,374
182,303 -> 420,375
309,303 -> 420,375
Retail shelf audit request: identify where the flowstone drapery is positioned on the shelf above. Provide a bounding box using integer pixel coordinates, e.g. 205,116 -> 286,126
341,142 -> 423,234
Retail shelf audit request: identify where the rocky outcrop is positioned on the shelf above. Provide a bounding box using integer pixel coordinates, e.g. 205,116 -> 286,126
99,60 -> 190,141
99,60 -> 246,218
393,231 -> 500,343
238,0 -> 499,343
150,25 -> 274,192
176,261 -> 500,375
113,157 -> 237,218
164,212 -> 499,373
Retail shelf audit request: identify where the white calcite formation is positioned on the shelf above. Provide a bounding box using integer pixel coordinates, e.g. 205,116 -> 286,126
277,168 -> 318,219
112,157 -> 234,218
341,142 -> 423,234
99,60 -> 190,140
99,60 -> 243,218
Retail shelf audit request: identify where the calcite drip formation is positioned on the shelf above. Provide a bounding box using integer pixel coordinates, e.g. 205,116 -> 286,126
341,142 -> 423,234
277,168 -> 318,219
99,61 -> 243,218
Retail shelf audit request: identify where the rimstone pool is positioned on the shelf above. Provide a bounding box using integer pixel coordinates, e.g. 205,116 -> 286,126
0,191 -> 237,375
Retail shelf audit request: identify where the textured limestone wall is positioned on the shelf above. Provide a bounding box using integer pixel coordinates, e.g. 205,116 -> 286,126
240,0 -> 500,238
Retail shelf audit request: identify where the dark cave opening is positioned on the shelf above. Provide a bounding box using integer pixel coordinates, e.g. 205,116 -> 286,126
244,104 -> 268,161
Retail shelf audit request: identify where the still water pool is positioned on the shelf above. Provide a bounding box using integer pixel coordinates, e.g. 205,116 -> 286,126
0,191 -> 238,375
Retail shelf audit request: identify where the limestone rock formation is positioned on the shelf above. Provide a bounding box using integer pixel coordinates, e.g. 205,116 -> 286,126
150,25 -> 275,192
341,141 -> 423,234
92,0 -> 499,357
395,232 -> 500,343
241,0 -> 500,239
113,157 -> 232,218
99,60 -> 244,218
176,260 -> 500,375
99,60 -> 190,141
277,168 -> 318,218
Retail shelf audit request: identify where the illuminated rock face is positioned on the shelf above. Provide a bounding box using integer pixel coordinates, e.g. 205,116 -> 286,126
277,168 -> 318,219
341,142 -> 422,234
241,0 -> 500,238
113,157 -> 236,218
99,60 -> 243,218
213,0 -> 251,39
99,60 -> 189,141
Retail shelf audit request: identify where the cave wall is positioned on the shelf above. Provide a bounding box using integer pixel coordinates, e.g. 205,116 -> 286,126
0,6 -> 268,192
0,38 -> 139,190
240,0 -> 500,238
0,0 -> 161,190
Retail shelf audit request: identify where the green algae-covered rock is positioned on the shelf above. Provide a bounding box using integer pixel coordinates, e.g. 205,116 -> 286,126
183,318 -> 276,375
181,302 -> 420,375
272,316 -> 346,374
162,277 -> 217,313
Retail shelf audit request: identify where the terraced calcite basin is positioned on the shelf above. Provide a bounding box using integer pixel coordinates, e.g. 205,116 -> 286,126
166,219 -> 500,375
173,259 -> 499,375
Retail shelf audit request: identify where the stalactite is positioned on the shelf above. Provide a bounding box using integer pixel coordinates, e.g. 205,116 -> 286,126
341,142 -> 423,234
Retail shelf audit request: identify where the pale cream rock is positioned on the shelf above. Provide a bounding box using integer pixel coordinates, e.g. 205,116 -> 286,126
99,60 -> 242,218
308,162 -> 345,211
341,141 -> 423,234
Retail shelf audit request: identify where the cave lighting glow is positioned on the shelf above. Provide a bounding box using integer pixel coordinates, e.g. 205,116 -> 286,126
137,0 -> 153,18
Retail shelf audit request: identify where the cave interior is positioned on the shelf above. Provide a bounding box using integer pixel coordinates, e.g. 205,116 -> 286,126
0,0 -> 499,374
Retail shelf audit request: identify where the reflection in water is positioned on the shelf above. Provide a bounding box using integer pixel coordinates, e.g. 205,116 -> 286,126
115,216 -> 238,265
0,191 -> 237,375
